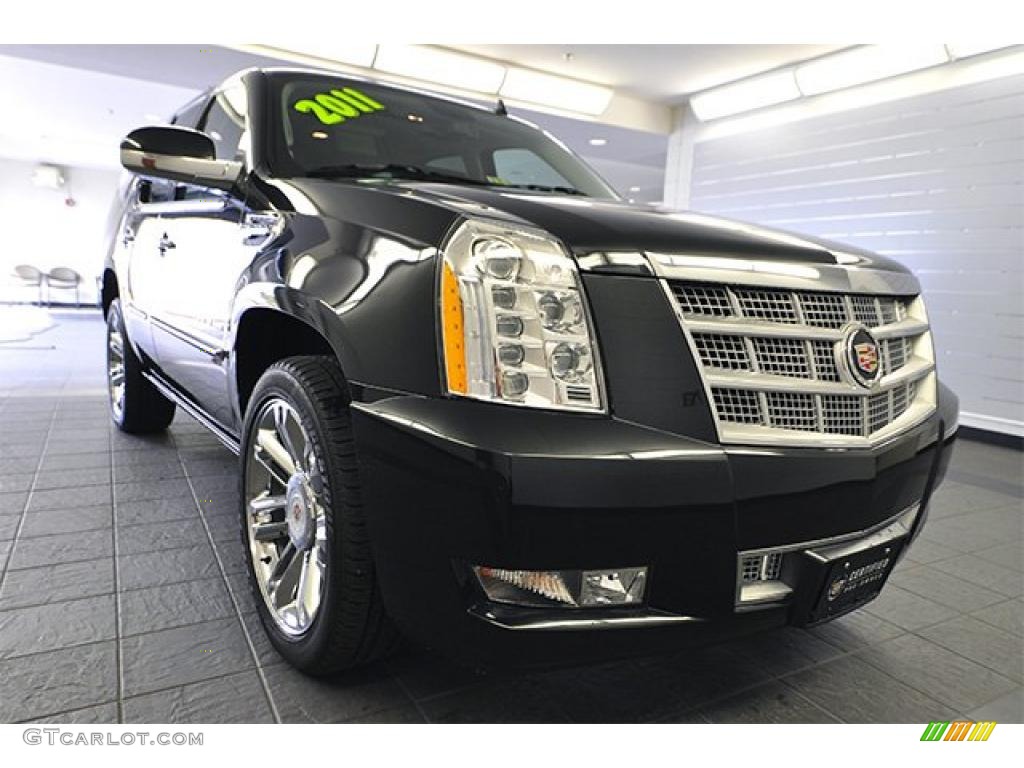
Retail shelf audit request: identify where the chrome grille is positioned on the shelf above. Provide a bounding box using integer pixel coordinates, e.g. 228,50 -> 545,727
740,552 -> 784,583
667,280 -> 935,447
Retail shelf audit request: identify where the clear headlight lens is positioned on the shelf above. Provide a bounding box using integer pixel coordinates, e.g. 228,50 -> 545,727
440,219 -> 604,411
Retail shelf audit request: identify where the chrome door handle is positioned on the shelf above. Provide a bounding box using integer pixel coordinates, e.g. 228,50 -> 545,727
122,226 -> 136,246
157,234 -> 176,256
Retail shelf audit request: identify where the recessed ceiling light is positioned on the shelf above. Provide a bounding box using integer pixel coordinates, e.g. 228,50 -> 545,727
588,138 -> 607,146
144,113 -> 162,122
628,186 -> 641,192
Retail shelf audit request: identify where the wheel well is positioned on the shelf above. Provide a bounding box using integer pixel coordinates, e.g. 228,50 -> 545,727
234,309 -> 337,417
101,269 -> 119,317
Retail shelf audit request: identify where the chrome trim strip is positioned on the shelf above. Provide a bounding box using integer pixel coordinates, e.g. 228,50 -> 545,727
467,604 -> 701,631
704,357 -> 933,396
143,370 -> 241,455
681,316 -> 928,342
647,252 -> 921,296
741,503 -> 919,559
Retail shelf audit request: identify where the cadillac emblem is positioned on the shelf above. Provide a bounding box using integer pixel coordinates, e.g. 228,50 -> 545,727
839,324 -> 882,388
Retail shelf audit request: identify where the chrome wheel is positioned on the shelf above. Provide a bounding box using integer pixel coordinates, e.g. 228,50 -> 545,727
107,319 -> 126,420
244,398 -> 327,637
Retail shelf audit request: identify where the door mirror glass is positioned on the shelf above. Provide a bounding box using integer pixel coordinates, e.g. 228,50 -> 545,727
120,125 -> 243,193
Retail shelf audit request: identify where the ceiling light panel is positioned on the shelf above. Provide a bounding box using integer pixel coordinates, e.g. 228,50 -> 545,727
500,68 -> 613,115
945,43 -> 1014,59
795,45 -> 950,96
374,45 -> 506,93
269,43 -> 379,68
690,70 -> 801,121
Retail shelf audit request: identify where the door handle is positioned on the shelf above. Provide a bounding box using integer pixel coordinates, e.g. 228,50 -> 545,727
157,233 -> 176,256
122,226 -> 136,246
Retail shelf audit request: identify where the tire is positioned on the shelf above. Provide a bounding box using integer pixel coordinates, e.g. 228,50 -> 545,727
239,355 -> 399,675
106,298 -> 176,433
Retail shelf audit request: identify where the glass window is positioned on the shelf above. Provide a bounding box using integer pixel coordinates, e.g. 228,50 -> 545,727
271,75 -> 616,199
493,148 -> 572,189
199,87 -> 247,161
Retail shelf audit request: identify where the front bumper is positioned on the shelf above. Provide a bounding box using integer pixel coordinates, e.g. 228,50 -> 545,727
349,382 -> 958,668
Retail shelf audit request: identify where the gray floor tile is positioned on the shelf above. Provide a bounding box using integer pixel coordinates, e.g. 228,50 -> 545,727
27,485 -> 111,512
890,564 -> 1006,612
901,537 -> 961,565
204,512 -> 241,542
34,467 -> 111,490
783,653 -> 955,723
966,687 -> 1024,724
111,448 -> 181,467
857,634 -> 1019,712
120,617 -> 254,697
0,595 -> 116,659
7,528 -> 113,570
0,473 -> 34,494
114,478 -> 194,504
0,513 -> 20,540
123,671 -> 274,724
264,662 -> 414,723
238,610 -> 285,668
23,702 -> 120,724
116,518 -> 210,555
927,481 -> 1020,519
0,641 -> 118,722
343,703 -> 427,723
917,615 -> 1023,683
20,505 -> 112,538
39,452 -> 111,472
808,609 -> 906,651
716,627 -> 842,678
116,497 -> 200,527
863,583 -> 959,630
931,554 -> 1023,598
118,545 -> 220,591
971,599 -> 1023,637
120,578 -> 234,636
0,539 -> 10,565
0,459 -> 37,475
113,462 -> 186,484
0,558 -> 114,610
0,492 -> 27,516
386,648 -> 489,702
699,680 -> 839,723
43,438 -> 110,456
976,543 -> 1024,573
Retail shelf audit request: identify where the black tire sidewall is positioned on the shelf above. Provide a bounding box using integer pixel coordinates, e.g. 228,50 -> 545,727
239,364 -> 348,670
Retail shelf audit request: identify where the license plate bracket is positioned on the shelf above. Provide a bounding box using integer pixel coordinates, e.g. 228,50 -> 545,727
808,539 -> 903,623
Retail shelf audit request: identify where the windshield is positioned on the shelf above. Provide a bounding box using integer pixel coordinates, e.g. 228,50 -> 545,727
270,74 -> 618,199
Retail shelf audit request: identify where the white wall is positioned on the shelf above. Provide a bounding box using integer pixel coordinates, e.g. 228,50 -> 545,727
667,72 -> 1024,436
0,157 -> 120,305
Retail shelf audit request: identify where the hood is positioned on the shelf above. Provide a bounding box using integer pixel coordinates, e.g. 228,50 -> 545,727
277,178 -> 911,274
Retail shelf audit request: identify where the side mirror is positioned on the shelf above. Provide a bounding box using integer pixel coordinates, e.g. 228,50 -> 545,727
120,125 -> 243,193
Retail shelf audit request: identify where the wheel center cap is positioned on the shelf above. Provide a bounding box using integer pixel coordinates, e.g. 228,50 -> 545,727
285,474 -> 315,551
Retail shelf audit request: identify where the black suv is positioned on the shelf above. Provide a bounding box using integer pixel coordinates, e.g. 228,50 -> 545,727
103,67 -> 958,674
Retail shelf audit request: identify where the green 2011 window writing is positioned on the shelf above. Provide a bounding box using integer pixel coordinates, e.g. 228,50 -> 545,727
293,87 -> 386,125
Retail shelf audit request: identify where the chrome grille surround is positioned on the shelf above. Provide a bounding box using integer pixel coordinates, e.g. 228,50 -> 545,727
662,274 -> 937,448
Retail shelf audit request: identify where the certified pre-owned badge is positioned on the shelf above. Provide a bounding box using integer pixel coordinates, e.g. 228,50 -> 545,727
837,323 -> 882,388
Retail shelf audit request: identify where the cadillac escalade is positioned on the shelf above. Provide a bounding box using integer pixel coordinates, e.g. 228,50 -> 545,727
102,67 -> 958,674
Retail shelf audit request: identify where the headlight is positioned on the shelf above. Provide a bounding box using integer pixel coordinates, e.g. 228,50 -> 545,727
439,218 -> 604,411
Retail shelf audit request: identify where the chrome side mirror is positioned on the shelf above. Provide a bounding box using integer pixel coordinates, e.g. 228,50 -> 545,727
120,125 -> 243,193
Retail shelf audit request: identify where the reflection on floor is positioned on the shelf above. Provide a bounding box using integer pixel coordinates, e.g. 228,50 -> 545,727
0,310 -> 1021,723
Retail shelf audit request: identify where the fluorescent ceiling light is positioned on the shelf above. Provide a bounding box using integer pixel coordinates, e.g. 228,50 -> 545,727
500,68 -> 613,115
588,138 -> 607,146
690,70 -> 801,121
250,43 -> 378,69
796,45 -> 949,96
946,43 -> 1014,59
374,45 -> 506,93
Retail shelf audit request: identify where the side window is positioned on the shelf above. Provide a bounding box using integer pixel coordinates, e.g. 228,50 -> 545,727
492,148 -> 572,188
198,87 -> 247,161
171,97 -> 209,129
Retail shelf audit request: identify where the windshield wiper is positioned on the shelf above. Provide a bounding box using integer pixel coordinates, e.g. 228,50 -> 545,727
304,163 -> 490,187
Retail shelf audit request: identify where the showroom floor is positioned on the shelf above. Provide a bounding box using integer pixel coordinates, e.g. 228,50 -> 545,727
0,310 -> 1021,724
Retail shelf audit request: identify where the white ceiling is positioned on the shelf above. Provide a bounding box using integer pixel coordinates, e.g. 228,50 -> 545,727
447,44 -> 844,102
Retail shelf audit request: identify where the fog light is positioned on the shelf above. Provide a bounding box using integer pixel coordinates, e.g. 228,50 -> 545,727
473,565 -> 648,608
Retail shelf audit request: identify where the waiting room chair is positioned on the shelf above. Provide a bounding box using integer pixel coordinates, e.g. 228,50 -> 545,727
12,264 -> 45,305
46,267 -> 83,307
